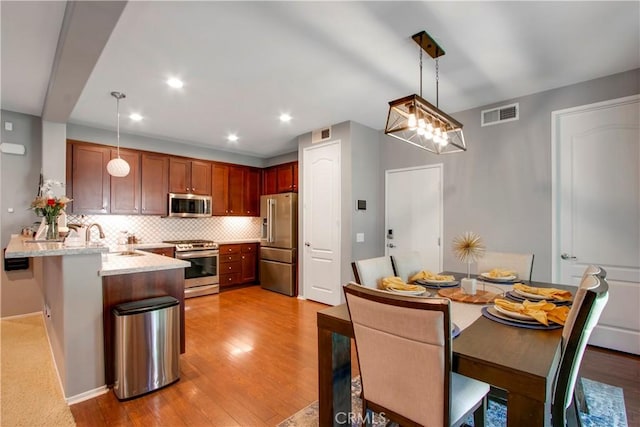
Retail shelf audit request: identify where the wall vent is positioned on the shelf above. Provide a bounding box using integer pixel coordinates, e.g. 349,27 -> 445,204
311,126 -> 331,143
481,103 -> 519,127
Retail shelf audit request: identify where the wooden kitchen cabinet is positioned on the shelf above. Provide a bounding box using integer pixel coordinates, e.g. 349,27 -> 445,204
240,243 -> 258,283
169,157 -> 211,195
110,148 -> 140,215
219,243 -> 258,286
212,163 -> 261,216
262,161 -> 298,194
140,153 -> 169,215
68,141 -> 111,214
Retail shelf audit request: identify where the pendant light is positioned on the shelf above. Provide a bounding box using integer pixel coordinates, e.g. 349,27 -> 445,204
106,91 -> 130,177
385,31 -> 466,154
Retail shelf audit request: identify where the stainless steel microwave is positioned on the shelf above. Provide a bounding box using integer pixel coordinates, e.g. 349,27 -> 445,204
168,193 -> 212,217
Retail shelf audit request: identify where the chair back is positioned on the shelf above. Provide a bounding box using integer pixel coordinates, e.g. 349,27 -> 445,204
391,251 -> 424,283
552,269 -> 609,426
351,256 -> 395,289
344,283 -> 452,426
476,251 -> 535,281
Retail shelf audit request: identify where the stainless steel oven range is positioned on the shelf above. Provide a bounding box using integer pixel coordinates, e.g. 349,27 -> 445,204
163,240 -> 219,298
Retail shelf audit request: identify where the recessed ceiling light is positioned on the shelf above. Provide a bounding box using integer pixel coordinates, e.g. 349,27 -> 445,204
167,78 -> 184,89
279,113 -> 292,123
129,113 -> 143,121
227,134 -> 239,142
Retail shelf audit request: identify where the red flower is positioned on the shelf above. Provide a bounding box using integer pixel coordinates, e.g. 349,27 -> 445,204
47,198 -> 56,206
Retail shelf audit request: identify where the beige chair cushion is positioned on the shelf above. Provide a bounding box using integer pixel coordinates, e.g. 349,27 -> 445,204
476,251 -> 534,281
352,256 -> 395,288
391,251 -> 424,283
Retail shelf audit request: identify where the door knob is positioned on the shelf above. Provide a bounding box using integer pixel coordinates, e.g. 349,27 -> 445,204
304,242 -> 311,247
560,253 -> 577,260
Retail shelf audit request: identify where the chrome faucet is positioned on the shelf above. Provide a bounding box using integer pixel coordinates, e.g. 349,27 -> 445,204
86,223 -> 105,242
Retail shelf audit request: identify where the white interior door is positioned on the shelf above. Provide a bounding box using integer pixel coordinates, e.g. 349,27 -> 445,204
553,95 -> 640,354
385,165 -> 443,273
302,140 -> 342,306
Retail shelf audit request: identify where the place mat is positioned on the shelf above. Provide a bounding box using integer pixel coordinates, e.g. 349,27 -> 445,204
481,306 -> 563,330
438,288 -> 499,304
452,323 -> 461,339
414,279 -> 459,289
505,290 -> 572,306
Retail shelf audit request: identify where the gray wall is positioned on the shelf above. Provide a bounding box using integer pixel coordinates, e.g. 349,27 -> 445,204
1,110 -> 44,316
350,121 -> 384,262
382,69 -> 640,281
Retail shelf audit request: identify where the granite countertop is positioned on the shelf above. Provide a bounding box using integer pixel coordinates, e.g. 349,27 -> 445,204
5,235 -> 109,258
99,250 -> 190,276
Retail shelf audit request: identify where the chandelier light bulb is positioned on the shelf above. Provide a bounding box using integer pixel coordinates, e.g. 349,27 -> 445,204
426,123 -> 434,132
408,113 -> 417,129
417,127 -> 425,136
425,131 -> 433,140
418,118 -> 426,129
434,127 -> 442,137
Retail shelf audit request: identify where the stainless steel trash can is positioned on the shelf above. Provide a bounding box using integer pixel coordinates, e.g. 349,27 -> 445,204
113,296 -> 180,400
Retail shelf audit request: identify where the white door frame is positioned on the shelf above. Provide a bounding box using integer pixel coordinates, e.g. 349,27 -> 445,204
550,94 -> 640,281
384,164 -> 444,272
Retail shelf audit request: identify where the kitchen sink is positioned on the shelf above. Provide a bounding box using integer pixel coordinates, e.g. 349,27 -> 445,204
112,251 -> 145,257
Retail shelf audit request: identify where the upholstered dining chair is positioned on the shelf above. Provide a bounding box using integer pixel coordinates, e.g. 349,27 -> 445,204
390,251 -> 424,283
351,256 -> 395,288
551,266 -> 609,427
476,251 -> 535,281
343,283 -> 489,427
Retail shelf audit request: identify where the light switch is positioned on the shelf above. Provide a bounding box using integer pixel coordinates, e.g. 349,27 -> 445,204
356,233 -> 364,243
4,121 -> 13,131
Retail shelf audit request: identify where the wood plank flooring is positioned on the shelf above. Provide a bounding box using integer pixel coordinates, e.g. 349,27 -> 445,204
70,285 -> 639,426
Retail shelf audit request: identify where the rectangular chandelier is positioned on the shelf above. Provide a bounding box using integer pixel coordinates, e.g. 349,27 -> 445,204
384,31 -> 466,154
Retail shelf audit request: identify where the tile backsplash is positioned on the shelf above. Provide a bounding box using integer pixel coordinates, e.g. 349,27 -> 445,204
66,214 -> 261,246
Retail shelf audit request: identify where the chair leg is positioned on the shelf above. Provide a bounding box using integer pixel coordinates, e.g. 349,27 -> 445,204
473,397 -> 487,427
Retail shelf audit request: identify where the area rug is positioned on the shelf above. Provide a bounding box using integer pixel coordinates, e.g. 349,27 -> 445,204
277,376 -> 628,427
0,314 -> 76,427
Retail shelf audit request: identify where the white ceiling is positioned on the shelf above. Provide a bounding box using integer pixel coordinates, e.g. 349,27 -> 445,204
2,1 -> 639,158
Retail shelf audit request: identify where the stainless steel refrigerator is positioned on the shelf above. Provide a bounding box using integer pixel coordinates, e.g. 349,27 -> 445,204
260,193 -> 297,296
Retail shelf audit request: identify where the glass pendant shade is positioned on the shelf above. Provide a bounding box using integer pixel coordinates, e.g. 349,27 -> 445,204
385,94 -> 466,154
106,157 -> 130,177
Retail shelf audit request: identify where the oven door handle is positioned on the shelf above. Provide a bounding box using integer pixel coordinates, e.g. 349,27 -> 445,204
175,250 -> 219,259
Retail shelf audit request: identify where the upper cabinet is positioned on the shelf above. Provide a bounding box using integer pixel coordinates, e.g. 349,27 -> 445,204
141,153 -> 169,215
262,161 -> 298,195
169,158 -> 211,196
212,163 -> 260,216
68,141 -> 111,214
110,148 -> 141,215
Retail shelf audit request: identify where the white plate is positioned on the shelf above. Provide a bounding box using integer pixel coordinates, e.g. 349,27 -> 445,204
422,277 -> 456,284
385,285 -> 427,296
513,288 -> 547,301
480,272 -> 517,282
494,304 -> 533,321
487,307 -> 541,325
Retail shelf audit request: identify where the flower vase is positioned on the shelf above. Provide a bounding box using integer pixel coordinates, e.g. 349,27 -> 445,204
46,216 -> 59,240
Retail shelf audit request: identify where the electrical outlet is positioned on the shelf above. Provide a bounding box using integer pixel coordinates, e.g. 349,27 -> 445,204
356,233 -> 365,243
4,121 -> 13,131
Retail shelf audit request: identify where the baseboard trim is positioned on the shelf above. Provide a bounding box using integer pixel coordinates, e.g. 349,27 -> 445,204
66,385 -> 108,405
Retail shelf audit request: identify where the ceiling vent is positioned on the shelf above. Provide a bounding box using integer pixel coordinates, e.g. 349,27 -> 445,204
481,103 -> 519,127
311,126 -> 331,143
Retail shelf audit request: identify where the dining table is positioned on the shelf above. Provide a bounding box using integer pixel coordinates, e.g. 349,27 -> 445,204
316,273 -> 576,427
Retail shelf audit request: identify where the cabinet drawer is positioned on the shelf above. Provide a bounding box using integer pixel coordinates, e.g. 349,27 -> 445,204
220,273 -> 240,287
221,261 -> 241,274
219,244 -> 241,255
220,253 -> 241,263
241,244 -> 257,253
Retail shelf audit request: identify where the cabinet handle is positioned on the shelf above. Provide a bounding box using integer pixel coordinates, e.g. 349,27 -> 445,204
228,266 -> 232,270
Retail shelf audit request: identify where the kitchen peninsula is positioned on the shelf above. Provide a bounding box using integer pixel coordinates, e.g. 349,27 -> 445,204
4,236 -> 189,402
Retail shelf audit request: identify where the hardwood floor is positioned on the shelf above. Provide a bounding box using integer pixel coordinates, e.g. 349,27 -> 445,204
70,285 -> 639,426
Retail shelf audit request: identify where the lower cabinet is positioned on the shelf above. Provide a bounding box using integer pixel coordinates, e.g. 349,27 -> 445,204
219,243 -> 258,287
